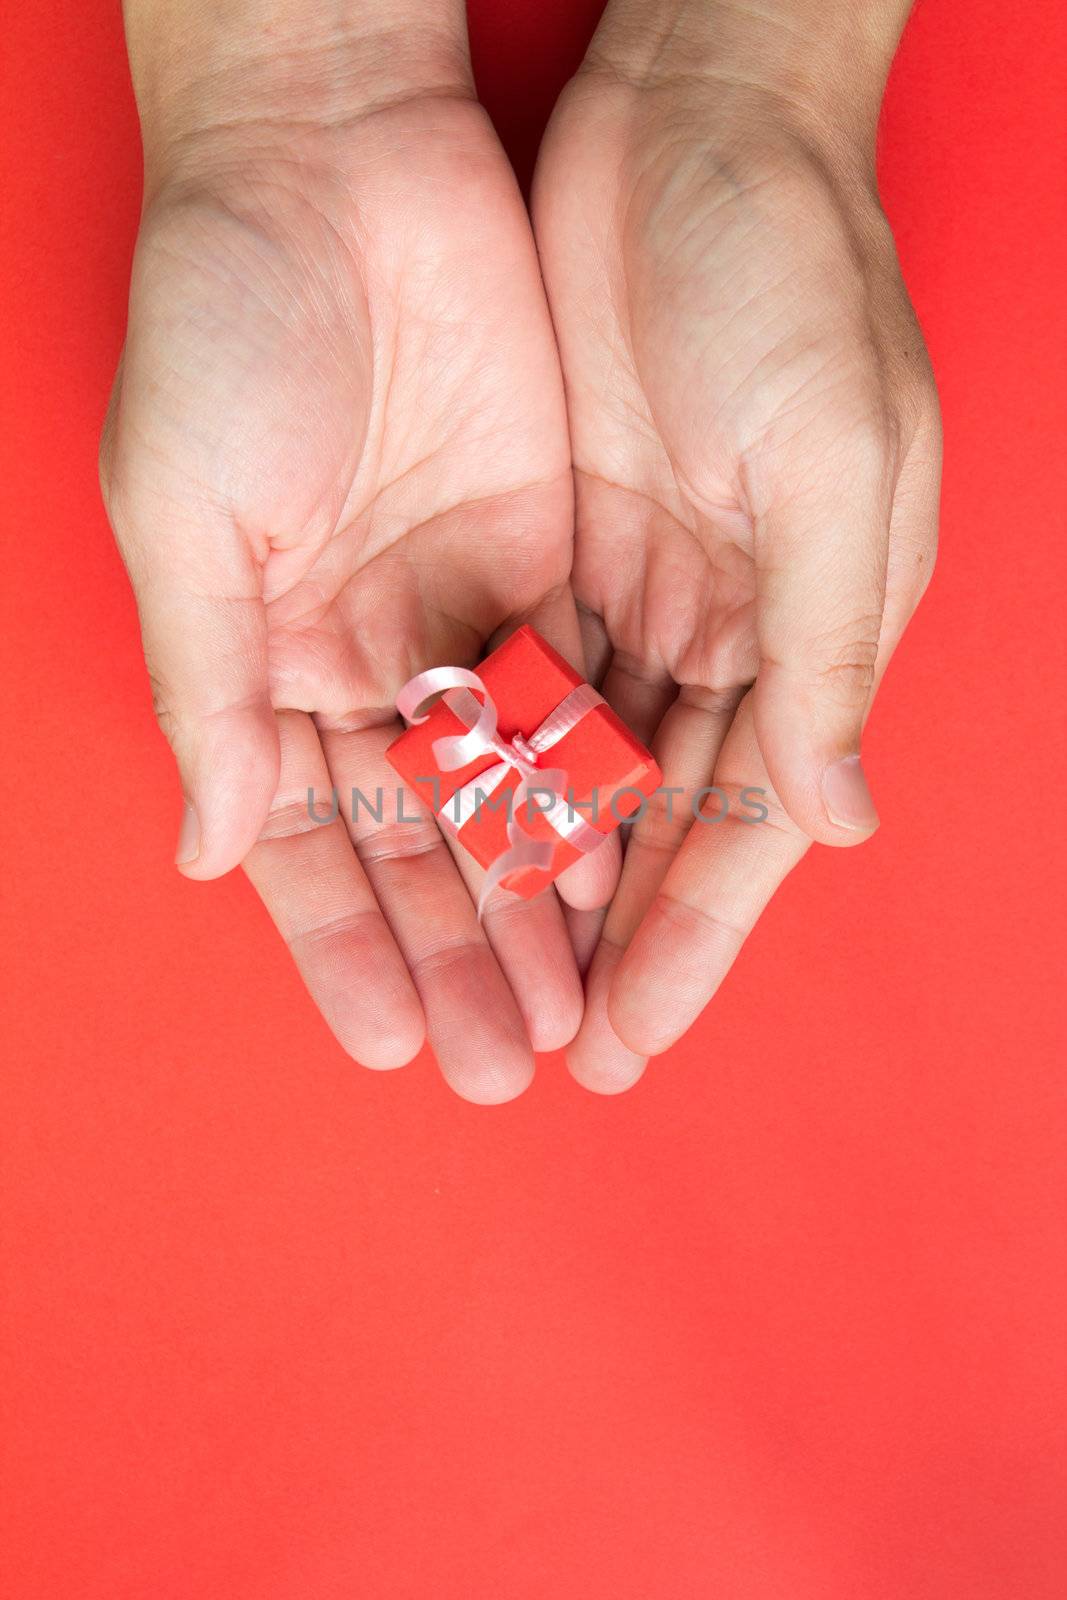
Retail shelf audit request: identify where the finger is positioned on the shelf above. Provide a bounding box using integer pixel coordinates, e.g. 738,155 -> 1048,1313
242,713 -> 424,1070
608,412 -> 940,1059
599,648 -> 677,746
609,693 -> 810,1056
445,842 -> 583,1053
320,721 -> 535,1104
566,682 -> 739,1091
750,418 -> 894,847
607,405 -> 940,1057
100,438 -> 278,880
566,939 -> 648,1096
563,903 -> 606,977
601,682 -> 744,949
554,830 -> 622,911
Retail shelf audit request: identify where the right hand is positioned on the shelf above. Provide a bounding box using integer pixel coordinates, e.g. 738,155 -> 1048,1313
533,12 -> 940,1090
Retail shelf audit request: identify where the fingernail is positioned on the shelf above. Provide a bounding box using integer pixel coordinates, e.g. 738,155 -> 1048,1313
175,800 -> 201,865
821,755 -> 879,832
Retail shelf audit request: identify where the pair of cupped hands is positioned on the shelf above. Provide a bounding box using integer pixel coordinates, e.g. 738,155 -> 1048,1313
100,7 -> 940,1102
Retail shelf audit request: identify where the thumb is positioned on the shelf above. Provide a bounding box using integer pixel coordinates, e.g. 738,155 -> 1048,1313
749,421 -> 893,846
101,432 -> 279,879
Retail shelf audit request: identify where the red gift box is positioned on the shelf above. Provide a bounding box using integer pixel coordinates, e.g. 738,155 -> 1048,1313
386,626 -> 662,898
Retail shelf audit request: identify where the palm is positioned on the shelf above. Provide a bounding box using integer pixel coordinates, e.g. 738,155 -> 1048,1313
107,96 -> 587,1099
126,100 -> 570,710
259,112 -> 574,720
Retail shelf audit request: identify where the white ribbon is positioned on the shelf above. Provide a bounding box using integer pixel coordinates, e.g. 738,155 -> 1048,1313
396,665 -> 605,913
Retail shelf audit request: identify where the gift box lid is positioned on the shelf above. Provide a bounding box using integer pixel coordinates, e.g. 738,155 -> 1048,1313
387,625 -> 660,820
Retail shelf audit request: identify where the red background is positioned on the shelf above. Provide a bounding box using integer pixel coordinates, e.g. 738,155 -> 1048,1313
2,2 -> 1065,1596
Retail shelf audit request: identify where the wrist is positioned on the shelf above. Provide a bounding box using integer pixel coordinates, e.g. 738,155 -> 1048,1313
583,0 -> 911,155
124,0 -> 473,184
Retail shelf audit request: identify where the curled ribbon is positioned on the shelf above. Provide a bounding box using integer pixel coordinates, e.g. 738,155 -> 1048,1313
396,665 -> 606,914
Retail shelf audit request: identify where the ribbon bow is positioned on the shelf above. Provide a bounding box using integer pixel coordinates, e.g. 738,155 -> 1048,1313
396,665 -> 605,914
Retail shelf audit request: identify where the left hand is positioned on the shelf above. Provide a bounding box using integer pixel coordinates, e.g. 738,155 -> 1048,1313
534,21 -> 941,1090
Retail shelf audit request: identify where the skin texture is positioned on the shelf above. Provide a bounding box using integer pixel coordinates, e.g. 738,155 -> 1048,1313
103,2 -> 939,1099
101,29 -> 617,1104
533,27 -> 940,1090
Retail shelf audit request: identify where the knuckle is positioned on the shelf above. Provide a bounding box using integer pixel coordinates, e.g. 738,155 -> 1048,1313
409,931 -> 485,982
815,656 -> 877,705
655,889 -> 747,955
630,784 -> 690,854
354,815 -> 443,868
809,616 -> 882,704
259,796 -> 328,843
481,888 -> 528,930
287,906 -> 382,958
706,779 -> 802,840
